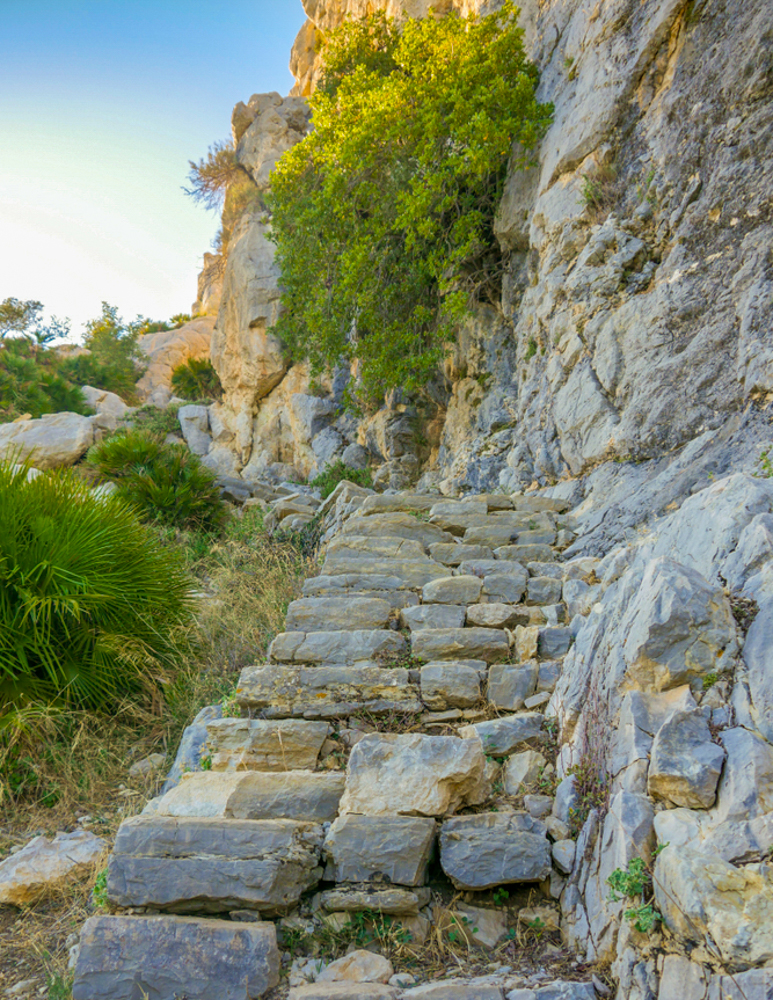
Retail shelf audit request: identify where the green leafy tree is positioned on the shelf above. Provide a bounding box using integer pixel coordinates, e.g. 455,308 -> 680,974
0,297 -> 70,345
59,302 -> 147,403
268,4 -> 552,401
0,462 -> 193,711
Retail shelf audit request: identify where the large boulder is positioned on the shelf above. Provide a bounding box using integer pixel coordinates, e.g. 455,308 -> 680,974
0,412 -> 94,469
136,316 -> 215,407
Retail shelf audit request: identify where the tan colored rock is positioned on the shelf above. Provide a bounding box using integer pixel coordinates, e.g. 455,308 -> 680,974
235,93 -> 311,190
503,750 -> 547,795
422,575 -> 483,605
411,627 -> 509,664
289,984 -> 399,1000
514,625 -> 540,662
466,603 -> 529,629
0,830 -> 106,906
454,903 -> 509,948
206,719 -> 329,772
0,411 -> 94,469
316,950 -> 393,984
136,317 -> 214,406
339,732 -> 487,817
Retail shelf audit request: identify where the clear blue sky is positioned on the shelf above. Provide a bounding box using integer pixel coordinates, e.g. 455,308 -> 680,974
0,0 -> 306,339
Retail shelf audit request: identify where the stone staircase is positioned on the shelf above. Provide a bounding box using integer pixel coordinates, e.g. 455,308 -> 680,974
72,481 -> 602,1000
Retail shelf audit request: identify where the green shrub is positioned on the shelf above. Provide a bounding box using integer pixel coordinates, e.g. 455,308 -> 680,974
0,337 -> 89,420
58,302 -> 146,404
130,403 -> 181,438
170,357 -> 223,401
268,4 -> 552,401
85,430 -> 227,533
0,462 -> 193,711
310,458 -> 373,499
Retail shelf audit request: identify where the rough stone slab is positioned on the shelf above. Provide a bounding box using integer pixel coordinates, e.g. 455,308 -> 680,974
422,575 -> 483,605
316,950 -> 393,985
503,750 -> 547,794
400,604 -> 467,631
319,555 -> 448,588
318,885 -> 430,915
487,663 -> 538,711
206,719 -> 329,772
411,628 -> 509,664
269,629 -> 405,666
428,501 -> 489,534
403,987 -> 503,999
108,816 -> 322,914
162,704 -> 222,793
526,577 -> 563,606
237,666 -> 420,718
495,544 -> 556,563
290,985 -> 398,999
145,770 -> 345,822
466,603 -> 530,629
0,829 -> 106,906
439,813 -> 551,889
303,574 -> 413,596
429,543 -> 494,566
648,709 -> 725,808
341,512 -> 454,547
538,627 -> 573,659
323,815 -> 436,885
359,494 -> 437,515
72,914 -> 279,1000
340,733 -> 487,816
285,597 -> 391,633
0,412 -> 94,470
460,714 -> 544,755
463,524 -> 519,548
420,663 -> 481,710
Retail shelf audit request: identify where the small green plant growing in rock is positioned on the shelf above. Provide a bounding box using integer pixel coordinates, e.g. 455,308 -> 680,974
607,854 -> 663,933
45,971 -> 73,1000
525,338 -> 538,360
702,672 -> 719,690
93,867 -> 109,910
310,459 -> 373,500
492,887 -> 509,905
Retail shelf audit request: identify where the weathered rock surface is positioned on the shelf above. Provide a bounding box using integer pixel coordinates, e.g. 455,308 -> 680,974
269,629 -> 406,665
0,412 -> 94,469
411,628 -> 509,664
136,317 -> 215,406
73,915 -> 279,1000
0,830 -> 106,906
107,816 -> 322,913
237,665 -> 420,718
440,813 -> 551,889
339,733 -> 487,816
285,596 -> 392,633
206,718 -> 329,771
647,709 -> 726,808
460,715 -> 544,755
323,815 -> 436,885
146,770 -> 345,822
420,663 -> 481,710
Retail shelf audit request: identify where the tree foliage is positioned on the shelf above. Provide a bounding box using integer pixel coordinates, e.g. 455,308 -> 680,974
268,4 -> 552,400
0,297 -> 70,345
58,302 -> 147,404
170,356 -> 223,402
0,462 -> 193,711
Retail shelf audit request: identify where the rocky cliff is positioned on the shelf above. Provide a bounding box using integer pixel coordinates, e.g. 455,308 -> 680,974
195,0 -> 772,556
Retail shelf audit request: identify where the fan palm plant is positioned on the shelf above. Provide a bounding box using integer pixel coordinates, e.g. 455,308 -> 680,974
0,462 -> 194,711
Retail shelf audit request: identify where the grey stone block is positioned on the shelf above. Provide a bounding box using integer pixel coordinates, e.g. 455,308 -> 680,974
107,816 -> 323,914
324,815 -> 436,885
401,605 -> 467,631
487,663 -> 538,711
538,627 -> 573,659
285,597 -> 392,633
73,914 -> 279,1000
411,628 -> 509,664
459,714 -> 544,754
420,663 -> 481,710
440,813 -> 551,889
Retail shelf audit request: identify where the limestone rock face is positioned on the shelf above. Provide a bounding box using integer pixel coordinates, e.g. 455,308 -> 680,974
0,830 -> 106,906
339,733 -> 487,816
439,813 -> 552,889
655,846 -> 773,967
136,317 -> 215,407
0,412 -> 94,469
647,709 -> 725,808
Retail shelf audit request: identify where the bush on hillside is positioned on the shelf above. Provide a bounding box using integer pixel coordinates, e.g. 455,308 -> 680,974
0,337 -> 89,420
268,3 -> 553,401
170,357 -> 223,402
58,302 -> 147,404
0,462 -> 193,711
85,430 -> 227,533
310,458 -> 373,499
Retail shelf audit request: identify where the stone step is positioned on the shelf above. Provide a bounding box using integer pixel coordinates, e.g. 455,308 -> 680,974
400,604 -> 467,631
303,572 -> 416,596
341,512 -> 454,547
439,812 -> 551,890
410,627 -> 509,664
319,554 -> 448,588
358,493 -> 438,515
326,535 -> 428,559
205,718 -> 330,772
73,914 -> 279,1000
106,816 -> 323,914
269,628 -> 405,665
236,665 -> 421,718
145,770 -> 345,822
284,596 -> 392,633
323,814 -> 437,886
427,542 -> 494,565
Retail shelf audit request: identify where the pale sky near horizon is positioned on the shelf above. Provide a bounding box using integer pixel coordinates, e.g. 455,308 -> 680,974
1,1 -> 306,341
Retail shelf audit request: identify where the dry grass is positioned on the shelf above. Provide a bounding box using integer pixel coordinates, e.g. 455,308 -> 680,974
0,507 -> 311,996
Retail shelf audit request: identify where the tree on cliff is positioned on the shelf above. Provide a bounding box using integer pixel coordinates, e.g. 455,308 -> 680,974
268,3 -> 553,402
